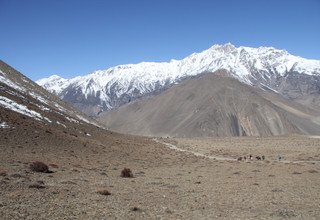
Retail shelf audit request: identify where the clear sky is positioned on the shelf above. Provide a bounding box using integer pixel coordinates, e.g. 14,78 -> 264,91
0,0 -> 319,80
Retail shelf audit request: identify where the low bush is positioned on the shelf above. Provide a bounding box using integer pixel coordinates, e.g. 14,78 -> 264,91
29,184 -> 46,189
0,170 -> 7,176
308,169 -> 318,173
97,189 -> 111,196
121,168 -> 133,178
30,161 -> 51,173
131,207 -> 141,211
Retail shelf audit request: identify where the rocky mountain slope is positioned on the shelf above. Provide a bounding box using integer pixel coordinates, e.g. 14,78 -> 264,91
37,43 -> 320,116
0,60 -> 103,132
100,71 -> 320,137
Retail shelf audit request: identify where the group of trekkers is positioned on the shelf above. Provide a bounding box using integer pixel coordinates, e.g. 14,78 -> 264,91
237,154 -> 285,161
237,154 -> 265,161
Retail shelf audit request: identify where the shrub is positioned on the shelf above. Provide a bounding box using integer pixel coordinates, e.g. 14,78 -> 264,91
308,169 -> 318,173
29,184 -> 46,189
0,170 -> 7,176
121,168 -> 133,178
131,207 -> 141,212
30,161 -> 51,173
97,189 -> 111,196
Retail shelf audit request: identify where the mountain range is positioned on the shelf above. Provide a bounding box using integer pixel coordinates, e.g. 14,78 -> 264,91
100,70 -> 320,137
37,43 -> 320,116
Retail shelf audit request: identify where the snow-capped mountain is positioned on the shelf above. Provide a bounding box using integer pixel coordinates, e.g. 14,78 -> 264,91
37,43 -> 320,116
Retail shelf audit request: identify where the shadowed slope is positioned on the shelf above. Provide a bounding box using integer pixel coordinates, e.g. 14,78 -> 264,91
100,70 -> 320,137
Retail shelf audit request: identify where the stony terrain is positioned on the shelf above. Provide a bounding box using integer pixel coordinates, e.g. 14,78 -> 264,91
1,117 -> 320,219
1,61 -> 319,219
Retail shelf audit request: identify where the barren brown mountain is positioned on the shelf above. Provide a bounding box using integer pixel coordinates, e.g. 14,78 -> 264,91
100,70 -> 320,137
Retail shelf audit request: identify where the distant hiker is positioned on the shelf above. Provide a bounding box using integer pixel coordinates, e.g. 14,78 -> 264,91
244,156 -> 247,161
262,155 -> 265,160
249,154 -> 253,160
278,155 -> 282,161
256,156 -> 261,160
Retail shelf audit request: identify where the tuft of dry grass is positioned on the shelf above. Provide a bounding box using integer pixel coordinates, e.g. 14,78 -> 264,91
307,169 -> 318,174
97,189 -> 111,196
29,184 -> 46,189
30,161 -> 51,173
131,207 -> 141,212
0,170 -> 7,177
121,168 -> 133,178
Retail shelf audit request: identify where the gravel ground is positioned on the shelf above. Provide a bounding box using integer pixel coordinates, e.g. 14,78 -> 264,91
1,123 -> 320,219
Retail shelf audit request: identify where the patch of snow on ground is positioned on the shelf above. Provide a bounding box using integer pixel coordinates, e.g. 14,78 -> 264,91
39,105 -> 51,111
65,116 -> 79,123
0,96 -> 52,123
54,103 -> 67,113
76,114 -> 89,124
0,74 -> 25,92
0,121 -> 10,128
76,114 -> 105,128
56,121 -> 67,128
28,92 -> 49,105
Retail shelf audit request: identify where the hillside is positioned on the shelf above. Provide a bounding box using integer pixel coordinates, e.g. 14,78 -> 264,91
100,70 -> 320,137
0,60 -> 102,129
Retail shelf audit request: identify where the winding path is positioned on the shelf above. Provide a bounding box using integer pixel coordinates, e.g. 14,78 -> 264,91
153,138 -> 236,161
153,138 -> 320,164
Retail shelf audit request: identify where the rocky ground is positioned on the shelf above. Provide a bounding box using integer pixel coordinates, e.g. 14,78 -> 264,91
1,123 -> 320,219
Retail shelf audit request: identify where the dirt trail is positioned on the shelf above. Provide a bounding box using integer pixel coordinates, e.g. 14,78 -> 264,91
153,138 -> 320,164
153,138 -> 236,161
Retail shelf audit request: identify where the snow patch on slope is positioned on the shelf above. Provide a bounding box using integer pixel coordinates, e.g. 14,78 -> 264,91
0,96 -> 52,123
0,71 -> 25,92
0,121 -> 10,128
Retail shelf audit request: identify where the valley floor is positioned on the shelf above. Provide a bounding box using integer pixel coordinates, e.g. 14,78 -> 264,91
1,128 -> 320,219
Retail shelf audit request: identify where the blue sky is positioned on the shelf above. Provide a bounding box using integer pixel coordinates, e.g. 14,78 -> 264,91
0,0 -> 319,80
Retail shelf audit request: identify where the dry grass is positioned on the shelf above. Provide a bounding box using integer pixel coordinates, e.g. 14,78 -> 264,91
131,207 -> 141,212
1,117 -> 320,219
0,170 -> 7,176
308,169 -> 318,173
29,184 -> 46,189
97,189 -> 111,196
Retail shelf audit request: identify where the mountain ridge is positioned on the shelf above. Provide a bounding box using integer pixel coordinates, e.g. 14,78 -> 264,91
100,71 -> 320,137
37,43 -> 320,116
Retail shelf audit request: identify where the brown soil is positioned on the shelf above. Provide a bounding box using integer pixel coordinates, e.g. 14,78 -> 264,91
1,118 -> 319,219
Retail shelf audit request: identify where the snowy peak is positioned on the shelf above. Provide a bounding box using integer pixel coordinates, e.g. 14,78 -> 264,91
37,44 -> 320,116
36,74 -> 68,94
